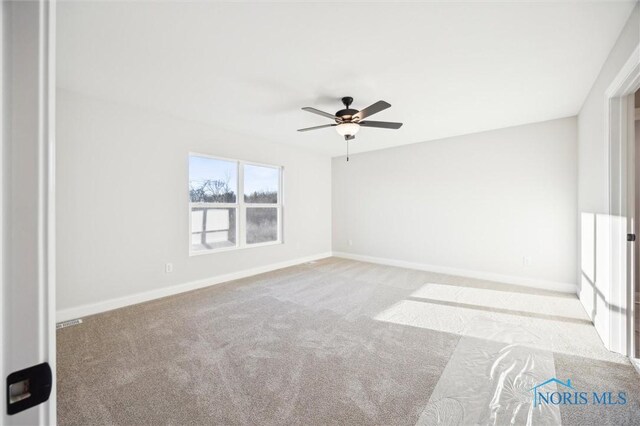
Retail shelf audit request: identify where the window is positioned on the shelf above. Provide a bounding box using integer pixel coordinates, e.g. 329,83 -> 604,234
244,164 -> 280,244
189,154 -> 282,254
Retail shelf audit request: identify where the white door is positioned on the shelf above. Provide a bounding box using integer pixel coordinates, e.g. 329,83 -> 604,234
1,1 -> 56,424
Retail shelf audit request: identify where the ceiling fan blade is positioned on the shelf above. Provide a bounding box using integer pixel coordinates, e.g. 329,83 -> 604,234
352,100 -> 391,121
301,107 -> 338,120
297,123 -> 337,132
359,120 -> 403,129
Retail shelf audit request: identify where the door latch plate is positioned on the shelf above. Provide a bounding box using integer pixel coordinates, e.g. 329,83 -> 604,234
6,362 -> 52,415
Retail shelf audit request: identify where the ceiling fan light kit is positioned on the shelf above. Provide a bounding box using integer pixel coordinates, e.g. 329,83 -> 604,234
335,122 -> 360,137
298,96 -> 403,161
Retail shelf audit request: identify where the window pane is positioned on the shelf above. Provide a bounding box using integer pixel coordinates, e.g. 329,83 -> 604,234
191,207 -> 236,251
246,208 -> 278,244
191,209 -> 203,233
244,164 -> 279,204
204,208 -> 230,231
189,155 -> 237,203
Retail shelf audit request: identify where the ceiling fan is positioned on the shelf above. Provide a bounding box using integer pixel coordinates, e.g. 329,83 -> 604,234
297,96 -> 403,141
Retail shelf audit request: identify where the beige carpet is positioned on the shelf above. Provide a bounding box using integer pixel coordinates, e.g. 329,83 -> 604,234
57,257 -> 640,425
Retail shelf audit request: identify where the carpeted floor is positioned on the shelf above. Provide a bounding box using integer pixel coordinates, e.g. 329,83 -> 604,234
57,257 -> 640,425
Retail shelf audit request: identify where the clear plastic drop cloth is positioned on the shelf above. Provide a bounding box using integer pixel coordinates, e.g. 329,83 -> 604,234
417,317 -> 562,426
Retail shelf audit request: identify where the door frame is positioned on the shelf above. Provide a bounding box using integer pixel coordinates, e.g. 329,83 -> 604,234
1,0 -> 56,424
605,42 -> 640,359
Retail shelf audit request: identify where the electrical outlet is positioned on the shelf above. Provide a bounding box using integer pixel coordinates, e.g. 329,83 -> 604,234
165,263 -> 173,273
523,256 -> 532,267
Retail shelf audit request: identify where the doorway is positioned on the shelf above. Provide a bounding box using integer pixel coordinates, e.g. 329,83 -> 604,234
1,1 -> 57,424
603,43 -> 640,360
635,89 -> 640,363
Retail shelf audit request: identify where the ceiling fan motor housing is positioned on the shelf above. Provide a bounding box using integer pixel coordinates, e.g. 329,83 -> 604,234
335,108 -> 359,122
336,96 -> 359,121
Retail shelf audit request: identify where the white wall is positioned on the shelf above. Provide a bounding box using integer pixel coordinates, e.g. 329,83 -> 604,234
56,89 -> 331,315
577,4 -> 639,344
333,117 -> 577,291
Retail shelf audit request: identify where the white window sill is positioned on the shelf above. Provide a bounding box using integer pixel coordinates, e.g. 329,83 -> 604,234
189,240 -> 283,257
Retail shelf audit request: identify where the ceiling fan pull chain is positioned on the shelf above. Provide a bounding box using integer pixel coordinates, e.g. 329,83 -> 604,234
347,139 -> 349,162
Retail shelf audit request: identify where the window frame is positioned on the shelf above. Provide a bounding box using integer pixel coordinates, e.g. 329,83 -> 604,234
188,152 -> 283,256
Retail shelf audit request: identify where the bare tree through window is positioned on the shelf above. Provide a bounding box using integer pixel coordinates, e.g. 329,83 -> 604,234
189,155 -> 282,253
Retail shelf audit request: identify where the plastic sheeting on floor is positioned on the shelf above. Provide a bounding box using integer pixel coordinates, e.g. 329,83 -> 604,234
417,317 -> 561,425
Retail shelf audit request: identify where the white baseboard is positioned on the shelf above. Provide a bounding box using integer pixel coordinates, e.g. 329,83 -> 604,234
332,251 -> 577,293
56,252 -> 332,323
58,251 -> 576,322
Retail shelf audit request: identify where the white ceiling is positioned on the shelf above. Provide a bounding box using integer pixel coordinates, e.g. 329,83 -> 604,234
57,1 -> 637,156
